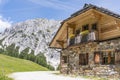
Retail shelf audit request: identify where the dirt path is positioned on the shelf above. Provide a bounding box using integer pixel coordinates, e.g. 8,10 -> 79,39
9,71 -> 89,80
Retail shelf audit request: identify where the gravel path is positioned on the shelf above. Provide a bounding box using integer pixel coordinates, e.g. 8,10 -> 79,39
9,71 -> 89,80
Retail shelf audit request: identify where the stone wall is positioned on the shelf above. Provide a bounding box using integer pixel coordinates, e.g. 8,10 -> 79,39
60,38 -> 120,78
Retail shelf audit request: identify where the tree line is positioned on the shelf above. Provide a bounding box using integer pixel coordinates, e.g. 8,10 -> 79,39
0,44 -> 54,70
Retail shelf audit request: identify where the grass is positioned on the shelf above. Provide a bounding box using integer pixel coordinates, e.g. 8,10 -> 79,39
0,54 -> 48,74
0,74 -> 13,80
0,54 -> 49,80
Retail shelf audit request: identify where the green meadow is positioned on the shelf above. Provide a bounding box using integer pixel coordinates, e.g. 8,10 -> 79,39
0,54 -> 48,80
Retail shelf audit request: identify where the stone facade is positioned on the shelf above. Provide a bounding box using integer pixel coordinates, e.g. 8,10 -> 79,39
60,38 -> 120,78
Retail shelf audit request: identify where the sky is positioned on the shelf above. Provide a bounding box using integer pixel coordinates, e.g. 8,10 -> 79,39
0,0 -> 120,32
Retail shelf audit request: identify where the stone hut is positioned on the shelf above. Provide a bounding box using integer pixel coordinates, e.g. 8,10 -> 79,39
49,4 -> 120,78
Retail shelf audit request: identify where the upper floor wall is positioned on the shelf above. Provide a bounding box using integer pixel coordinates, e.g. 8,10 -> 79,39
66,10 -> 120,47
49,4 -> 120,49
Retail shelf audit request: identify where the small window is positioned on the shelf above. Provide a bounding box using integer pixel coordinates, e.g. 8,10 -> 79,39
92,23 -> 97,30
79,53 -> 88,65
94,52 -> 100,64
102,52 -> 115,65
102,52 -> 108,64
82,24 -> 89,31
63,56 -> 67,63
76,29 -> 80,35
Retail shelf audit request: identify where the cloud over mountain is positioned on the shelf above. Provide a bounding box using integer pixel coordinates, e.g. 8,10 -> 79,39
0,16 -> 11,32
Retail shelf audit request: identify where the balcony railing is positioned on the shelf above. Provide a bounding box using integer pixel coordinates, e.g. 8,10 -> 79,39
68,31 -> 97,46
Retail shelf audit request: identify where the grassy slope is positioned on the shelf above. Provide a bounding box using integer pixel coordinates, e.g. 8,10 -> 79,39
0,54 -> 48,74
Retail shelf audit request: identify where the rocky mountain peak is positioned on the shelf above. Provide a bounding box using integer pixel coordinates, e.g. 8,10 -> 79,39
0,18 -> 61,68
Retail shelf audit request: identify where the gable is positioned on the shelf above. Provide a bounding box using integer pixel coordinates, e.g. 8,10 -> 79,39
49,4 -> 120,49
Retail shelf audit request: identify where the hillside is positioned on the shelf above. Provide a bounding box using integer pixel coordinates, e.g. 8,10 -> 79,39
0,54 -> 48,74
0,18 -> 61,68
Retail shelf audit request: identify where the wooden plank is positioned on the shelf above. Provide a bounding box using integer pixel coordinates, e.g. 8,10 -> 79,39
101,30 -> 120,40
66,9 -> 94,23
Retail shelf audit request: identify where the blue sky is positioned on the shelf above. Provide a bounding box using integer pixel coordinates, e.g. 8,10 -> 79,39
0,0 -> 120,32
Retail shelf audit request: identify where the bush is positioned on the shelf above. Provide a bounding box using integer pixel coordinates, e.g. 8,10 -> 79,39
35,53 -> 55,70
0,75 -> 13,80
0,72 -> 13,80
19,48 -> 29,59
5,44 -> 19,57
47,64 -> 55,71
27,51 -> 35,62
57,64 -> 60,70
35,53 -> 47,67
0,49 -> 4,53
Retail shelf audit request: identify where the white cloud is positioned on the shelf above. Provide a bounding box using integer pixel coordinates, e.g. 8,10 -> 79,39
28,0 -> 77,11
28,0 -> 120,13
0,16 -> 11,32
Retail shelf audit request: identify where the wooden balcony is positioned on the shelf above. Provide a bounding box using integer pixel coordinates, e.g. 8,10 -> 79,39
68,31 -> 98,47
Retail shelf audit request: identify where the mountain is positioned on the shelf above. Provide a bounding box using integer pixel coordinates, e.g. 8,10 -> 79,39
0,18 -> 61,68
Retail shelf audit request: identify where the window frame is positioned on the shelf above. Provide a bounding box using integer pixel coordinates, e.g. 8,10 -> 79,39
82,24 -> 89,31
62,56 -> 68,63
91,23 -> 97,31
102,52 -> 115,65
79,53 -> 89,65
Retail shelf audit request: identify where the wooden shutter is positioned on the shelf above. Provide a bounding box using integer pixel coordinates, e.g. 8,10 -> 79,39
94,52 -> 100,64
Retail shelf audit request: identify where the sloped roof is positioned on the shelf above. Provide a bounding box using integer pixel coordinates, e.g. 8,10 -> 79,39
49,4 -> 120,48
64,4 -> 120,22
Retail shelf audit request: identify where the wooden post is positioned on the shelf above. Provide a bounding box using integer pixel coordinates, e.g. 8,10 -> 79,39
60,51 -> 62,73
115,52 -> 120,64
108,52 -> 111,64
67,26 -> 69,47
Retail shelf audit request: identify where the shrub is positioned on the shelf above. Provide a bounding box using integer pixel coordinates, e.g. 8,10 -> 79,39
0,75 -> 13,80
35,53 -> 47,67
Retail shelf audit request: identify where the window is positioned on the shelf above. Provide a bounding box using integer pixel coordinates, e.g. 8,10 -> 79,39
82,24 -> 89,31
102,52 -> 108,64
63,56 -> 67,63
69,37 -> 75,46
94,52 -> 101,64
110,52 -> 115,64
76,29 -> 80,35
79,53 -> 88,65
94,52 -> 115,65
102,52 -> 115,65
92,23 -> 97,30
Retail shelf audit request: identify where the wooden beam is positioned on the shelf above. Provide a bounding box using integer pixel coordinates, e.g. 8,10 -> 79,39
67,22 -> 75,26
67,26 -> 68,47
56,40 -> 65,42
67,23 -> 76,28
115,20 -> 120,30
56,40 -> 65,48
92,10 -> 102,20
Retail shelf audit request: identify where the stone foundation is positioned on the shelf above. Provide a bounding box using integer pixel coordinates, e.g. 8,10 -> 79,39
60,38 -> 120,78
